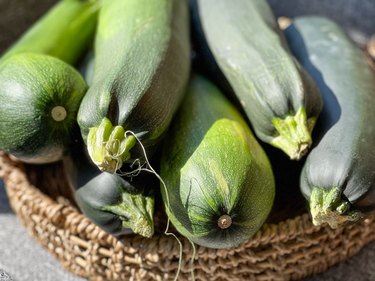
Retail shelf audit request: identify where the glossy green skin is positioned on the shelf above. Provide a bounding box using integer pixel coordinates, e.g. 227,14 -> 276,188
64,145 -> 155,237
0,53 -> 87,163
191,0 -> 322,158
77,0 -> 190,160
285,17 -> 375,225
160,75 -> 275,249
1,0 -> 100,65
75,173 -> 134,237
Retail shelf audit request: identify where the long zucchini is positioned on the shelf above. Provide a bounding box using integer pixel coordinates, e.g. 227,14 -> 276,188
0,53 -> 87,163
0,0 -> 100,65
190,0 -> 322,160
285,16 -> 375,228
77,0 -> 191,173
160,75 -> 275,249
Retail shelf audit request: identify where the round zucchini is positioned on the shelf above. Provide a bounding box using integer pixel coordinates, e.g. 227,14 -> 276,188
0,53 -> 87,163
160,75 -> 275,249
285,16 -> 375,228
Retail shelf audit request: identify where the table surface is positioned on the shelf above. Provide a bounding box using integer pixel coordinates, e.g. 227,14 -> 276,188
1,180 -> 375,281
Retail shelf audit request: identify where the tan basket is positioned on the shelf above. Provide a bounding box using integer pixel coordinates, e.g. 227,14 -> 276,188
2,151 -> 375,281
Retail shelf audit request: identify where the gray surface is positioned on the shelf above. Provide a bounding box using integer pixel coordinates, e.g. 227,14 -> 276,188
0,180 -> 86,281
2,180 -> 375,280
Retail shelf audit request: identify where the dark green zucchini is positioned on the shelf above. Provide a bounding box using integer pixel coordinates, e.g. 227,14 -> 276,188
0,0 -> 100,65
190,0 -> 322,160
160,75 -> 275,249
63,148 -> 154,237
0,53 -> 87,163
284,16 -> 375,228
77,0 -> 191,173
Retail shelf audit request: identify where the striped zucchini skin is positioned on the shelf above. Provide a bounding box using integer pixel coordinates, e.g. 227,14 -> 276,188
160,75 -> 275,249
0,0 -> 100,65
77,0 -> 191,173
0,53 -> 87,163
191,0 -> 322,160
285,16 -> 375,228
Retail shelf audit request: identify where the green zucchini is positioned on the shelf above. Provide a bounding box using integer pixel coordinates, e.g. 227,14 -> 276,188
190,0 -> 323,160
63,147 -> 154,237
1,0 -> 100,65
285,16 -> 375,228
160,75 -> 275,249
0,53 -> 87,163
77,0 -> 191,173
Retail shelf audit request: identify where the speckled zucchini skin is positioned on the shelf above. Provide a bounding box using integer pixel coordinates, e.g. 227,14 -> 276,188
190,0 -> 323,160
77,0 -> 191,172
160,75 -> 275,249
0,53 -> 87,163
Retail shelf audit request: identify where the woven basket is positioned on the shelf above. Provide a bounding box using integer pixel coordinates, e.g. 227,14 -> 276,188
2,152 -> 375,281
1,1 -> 375,281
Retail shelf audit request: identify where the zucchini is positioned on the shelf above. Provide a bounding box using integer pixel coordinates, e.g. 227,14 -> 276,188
284,16 -> 375,228
63,147 -> 154,237
160,75 -> 275,249
190,0 -> 323,160
1,0 -> 100,65
0,53 -> 87,163
77,0 -> 191,173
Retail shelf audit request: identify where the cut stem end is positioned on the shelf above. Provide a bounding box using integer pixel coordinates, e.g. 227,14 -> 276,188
271,107 -> 315,160
51,106 -> 67,122
310,187 -> 364,229
87,117 -> 136,173
102,188 -> 155,238
218,215 -> 232,229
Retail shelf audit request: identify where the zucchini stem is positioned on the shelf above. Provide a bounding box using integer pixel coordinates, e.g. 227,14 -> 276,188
87,117 -> 137,173
101,187 -> 154,238
271,107 -> 314,160
310,187 -> 364,229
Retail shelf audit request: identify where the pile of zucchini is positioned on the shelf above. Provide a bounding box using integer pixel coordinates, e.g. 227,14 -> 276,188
1,0 -> 375,252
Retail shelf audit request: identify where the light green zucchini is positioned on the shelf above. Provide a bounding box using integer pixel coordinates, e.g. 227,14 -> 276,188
160,75 -> 275,249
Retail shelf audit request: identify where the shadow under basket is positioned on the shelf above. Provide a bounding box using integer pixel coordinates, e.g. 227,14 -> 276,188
1,151 -> 375,281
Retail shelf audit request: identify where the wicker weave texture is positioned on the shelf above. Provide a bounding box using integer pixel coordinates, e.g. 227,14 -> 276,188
1,152 -> 375,281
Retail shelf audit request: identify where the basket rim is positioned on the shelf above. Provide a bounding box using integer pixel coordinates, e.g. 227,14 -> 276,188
2,150 -> 375,281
